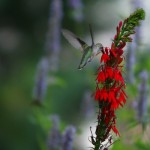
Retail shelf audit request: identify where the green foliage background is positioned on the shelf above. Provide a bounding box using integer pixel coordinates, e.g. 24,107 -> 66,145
0,0 -> 150,150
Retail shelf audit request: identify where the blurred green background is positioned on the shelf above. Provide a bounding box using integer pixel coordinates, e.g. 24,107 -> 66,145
0,0 -> 150,150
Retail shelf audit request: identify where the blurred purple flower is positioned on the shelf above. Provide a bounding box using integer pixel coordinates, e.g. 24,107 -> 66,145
68,0 -> 82,8
45,0 -> 63,72
61,125 -> 76,150
126,39 -> 136,83
33,57 -> 49,105
80,90 -> 94,119
131,0 -> 144,45
126,0 -> 145,83
47,115 -> 62,150
131,0 -> 143,9
68,0 -> 84,22
32,0 -> 63,105
137,70 -> 149,124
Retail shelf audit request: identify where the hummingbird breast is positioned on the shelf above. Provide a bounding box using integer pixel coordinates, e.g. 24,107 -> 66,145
78,47 -> 92,69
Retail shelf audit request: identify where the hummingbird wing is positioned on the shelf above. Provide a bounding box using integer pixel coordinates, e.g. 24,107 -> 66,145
89,24 -> 94,46
62,29 -> 88,52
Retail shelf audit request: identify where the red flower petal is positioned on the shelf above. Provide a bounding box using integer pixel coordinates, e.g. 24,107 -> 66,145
106,67 -> 113,78
97,71 -> 105,82
95,89 -> 101,100
108,91 -> 116,103
118,57 -> 123,64
119,21 -> 122,29
110,49 -> 117,57
101,53 -> 110,63
101,89 -> 108,101
112,126 -> 120,136
114,71 -> 124,83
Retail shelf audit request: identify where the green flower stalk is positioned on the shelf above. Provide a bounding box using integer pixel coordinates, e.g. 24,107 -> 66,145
114,8 -> 145,46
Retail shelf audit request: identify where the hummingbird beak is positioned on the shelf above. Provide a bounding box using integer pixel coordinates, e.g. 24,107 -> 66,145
96,51 -> 101,56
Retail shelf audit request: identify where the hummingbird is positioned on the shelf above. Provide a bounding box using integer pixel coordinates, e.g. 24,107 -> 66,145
62,25 -> 103,70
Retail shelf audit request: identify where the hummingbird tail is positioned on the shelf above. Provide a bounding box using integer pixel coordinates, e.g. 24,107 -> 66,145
78,62 -> 87,70
78,66 -> 82,70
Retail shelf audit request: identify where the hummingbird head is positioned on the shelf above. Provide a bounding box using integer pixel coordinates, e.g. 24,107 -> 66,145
93,43 -> 103,55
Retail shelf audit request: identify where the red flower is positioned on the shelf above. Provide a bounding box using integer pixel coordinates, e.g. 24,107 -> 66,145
95,32 -> 127,136
101,53 -> 110,63
100,88 -> 108,101
112,126 -> 120,136
106,67 -> 113,78
97,70 -> 105,82
95,88 -> 100,100
118,90 -> 127,105
114,70 -> 124,83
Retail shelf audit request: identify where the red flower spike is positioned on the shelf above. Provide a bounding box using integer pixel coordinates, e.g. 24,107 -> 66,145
91,9 -> 145,149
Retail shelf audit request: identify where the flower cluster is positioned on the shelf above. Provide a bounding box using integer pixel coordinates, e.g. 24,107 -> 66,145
95,33 -> 127,137
91,8 -> 145,150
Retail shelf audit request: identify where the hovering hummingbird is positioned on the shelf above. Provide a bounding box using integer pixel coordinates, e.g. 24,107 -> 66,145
62,25 -> 103,70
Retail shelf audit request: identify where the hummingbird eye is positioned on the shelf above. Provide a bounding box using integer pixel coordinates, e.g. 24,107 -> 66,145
96,43 -> 103,48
